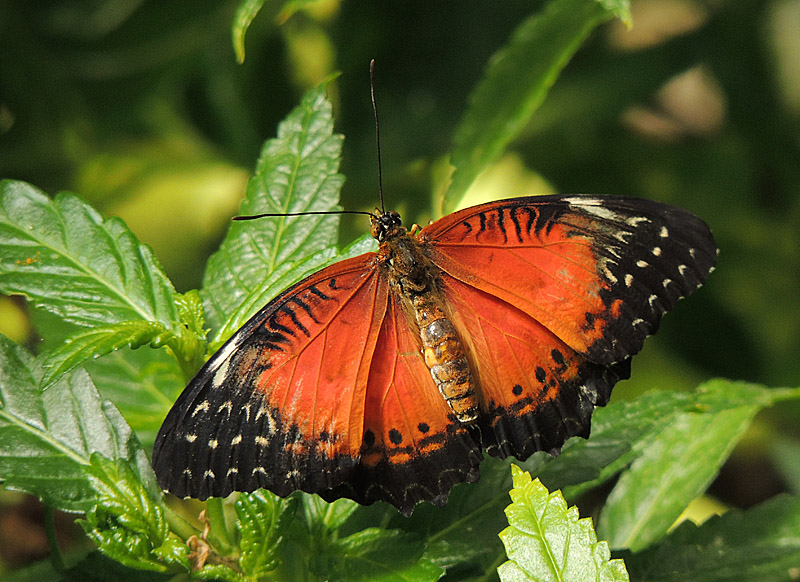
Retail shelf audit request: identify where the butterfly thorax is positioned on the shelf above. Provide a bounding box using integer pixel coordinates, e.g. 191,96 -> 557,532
378,217 -> 479,423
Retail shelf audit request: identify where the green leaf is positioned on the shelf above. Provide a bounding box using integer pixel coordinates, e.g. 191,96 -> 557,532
0,180 -> 201,381
0,180 -> 179,332
201,80 -> 346,347
40,320 -> 168,387
312,528 -> 445,582
79,454 -> 188,573
236,490 -> 297,578
232,0 -> 266,64
498,466 -> 629,582
597,380 -> 776,551
623,495 -> 800,582
444,0 -> 631,212
531,390 -> 698,497
0,334 -> 154,512
85,347 -> 184,451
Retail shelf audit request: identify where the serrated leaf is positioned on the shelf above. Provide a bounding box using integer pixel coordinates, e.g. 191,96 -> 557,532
79,454 -> 187,572
235,490 -> 297,577
444,0 -> 630,211
195,563 -> 247,582
85,348 -> 184,451
0,180 -> 200,381
0,334 -> 155,512
40,320 -> 168,387
312,528 -> 444,582
597,380 -> 777,552
201,80 -> 347,346
498,466 -> 629,582
0,180 -> 179,333
623,495 -> 800,582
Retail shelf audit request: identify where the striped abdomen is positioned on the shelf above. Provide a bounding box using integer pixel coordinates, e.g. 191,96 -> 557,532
412,294 -> 478,423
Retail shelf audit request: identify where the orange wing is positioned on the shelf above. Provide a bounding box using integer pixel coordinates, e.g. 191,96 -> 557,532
321,294 -> 481,512
422,195 -> 716,458
153,254 -> 386,501
153,252 -> 481,514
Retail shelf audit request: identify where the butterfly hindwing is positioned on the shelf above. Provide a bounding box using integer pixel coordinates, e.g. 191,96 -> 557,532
322,294 -> 482,513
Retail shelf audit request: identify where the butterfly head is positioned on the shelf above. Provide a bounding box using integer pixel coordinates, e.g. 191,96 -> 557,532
370,210 -> 404,243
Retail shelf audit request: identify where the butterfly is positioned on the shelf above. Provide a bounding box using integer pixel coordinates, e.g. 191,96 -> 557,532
152,194 -> 716,515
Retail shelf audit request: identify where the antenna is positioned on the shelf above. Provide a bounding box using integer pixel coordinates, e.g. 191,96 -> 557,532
370,59 -> 385,214
234,62 -> 385,224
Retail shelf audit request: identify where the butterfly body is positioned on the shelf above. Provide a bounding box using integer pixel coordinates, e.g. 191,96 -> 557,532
377,214 -> 478,422
153,195 -> 717,515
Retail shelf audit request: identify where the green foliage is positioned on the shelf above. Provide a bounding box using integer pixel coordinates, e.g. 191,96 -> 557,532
201,81 -> 350,347
1,1 -> 800,580
445,0 -> 631,211
498,467 -> 629,582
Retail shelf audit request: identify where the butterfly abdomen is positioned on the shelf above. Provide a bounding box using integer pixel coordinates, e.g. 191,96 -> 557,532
384,230 -> 478,423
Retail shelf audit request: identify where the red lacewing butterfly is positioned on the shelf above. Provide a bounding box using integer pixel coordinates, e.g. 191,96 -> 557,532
152,64 -> 717,516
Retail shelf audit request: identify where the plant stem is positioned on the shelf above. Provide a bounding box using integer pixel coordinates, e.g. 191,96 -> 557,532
43,505 -> 66,573
206,497 -> 235,552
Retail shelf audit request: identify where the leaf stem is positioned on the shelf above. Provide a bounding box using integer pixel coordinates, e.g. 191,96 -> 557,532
163,504 -> 200,541
43,505 -> 66,573
205,497 -> 235,552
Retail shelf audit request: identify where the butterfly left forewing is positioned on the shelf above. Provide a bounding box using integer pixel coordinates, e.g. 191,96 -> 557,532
152,254 -> 388,500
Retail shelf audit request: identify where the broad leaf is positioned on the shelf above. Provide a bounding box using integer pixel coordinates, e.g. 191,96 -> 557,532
444,0 -> 631,211
0,180 -> 199,382
0,180 -> 179,332
597,380 -> 777,551
236,491 -> 297,578
498,466 -> 629,582
623,494 -> 800,582
80,454 -> 188,572
0,334 -> 156,512
85,347 -> 184,451
312,528 -> 444,582
201,80 -> 346,347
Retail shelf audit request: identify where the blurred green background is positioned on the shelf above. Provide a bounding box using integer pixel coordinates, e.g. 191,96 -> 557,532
1,0 -> 799,574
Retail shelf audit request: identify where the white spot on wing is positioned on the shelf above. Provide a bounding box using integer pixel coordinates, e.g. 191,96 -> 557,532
652,246 -> 662,257
204,470 -> 215,479
602,265 -> 618,284
213,358 -> 230,388
226,468 -> 238,476
218,401 -> 233,417
255,436 -> 269,446
192,401 -> 209,417
208,439 -> 218,449
660,226 -> 669,238
566,198 -> 619,220
626,216 -> 650,227
185,433 -> 197,443
231,434 -> 243,446
625,273 -> 634,287
636,260 -> 649,268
